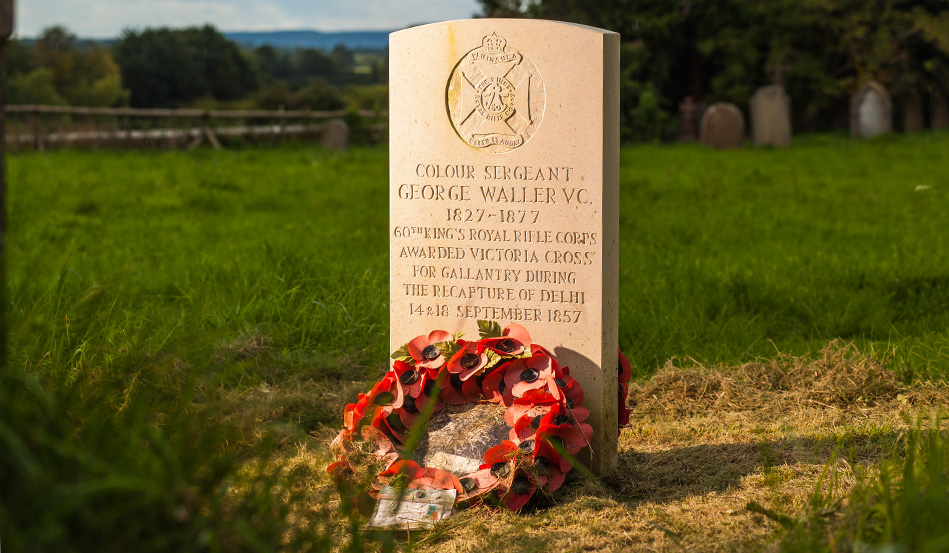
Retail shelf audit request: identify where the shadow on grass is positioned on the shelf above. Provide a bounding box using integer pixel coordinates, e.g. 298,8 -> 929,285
607,428 -> 901,505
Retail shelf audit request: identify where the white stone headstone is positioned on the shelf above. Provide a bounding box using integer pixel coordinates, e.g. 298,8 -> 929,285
851,81 -> 892,138
389,19 -> 620,475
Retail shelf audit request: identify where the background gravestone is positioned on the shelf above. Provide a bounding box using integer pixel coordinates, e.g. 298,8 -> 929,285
750,85 -> 792,147
700,102 -> 744,149
851,80 -> 892,138
320,119 -> 350,151
389,19 -> 620,475
902,91 -> 924,132
933,91 -> 949,129
748,84 -> 791,148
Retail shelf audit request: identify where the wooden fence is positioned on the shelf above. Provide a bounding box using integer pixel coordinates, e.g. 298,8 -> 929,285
3,105 -> 388,151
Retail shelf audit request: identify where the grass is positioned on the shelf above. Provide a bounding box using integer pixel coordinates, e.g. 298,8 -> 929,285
3,131 -> 949,551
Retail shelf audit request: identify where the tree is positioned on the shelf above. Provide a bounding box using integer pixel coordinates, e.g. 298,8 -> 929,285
114,25 -> 259,107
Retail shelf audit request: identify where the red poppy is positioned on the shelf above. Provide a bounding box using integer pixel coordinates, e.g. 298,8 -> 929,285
504,388 -> 559,426
445,340 -> 490,381
407,330 -> 452,370
532,439 -> 567,491
537,423 -> 586,455
480,323 -> 531,357
481,362 -> 515,404
377,460 -> 464,493
457,467 -> 500,502
392,359 -> 426,401
501,470 -> 537,510
504,353 -> 555,398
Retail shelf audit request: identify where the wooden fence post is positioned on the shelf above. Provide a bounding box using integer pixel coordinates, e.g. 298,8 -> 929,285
2,0 -> 14,353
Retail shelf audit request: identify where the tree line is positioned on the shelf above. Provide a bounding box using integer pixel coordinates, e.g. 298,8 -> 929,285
480,0 -> 949,140
4,25 -> 387,112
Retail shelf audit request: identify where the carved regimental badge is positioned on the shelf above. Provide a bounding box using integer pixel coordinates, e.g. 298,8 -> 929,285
447,33 -> 546,153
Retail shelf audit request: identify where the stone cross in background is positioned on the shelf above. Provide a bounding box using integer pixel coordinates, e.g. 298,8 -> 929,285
851,80 -> 892,138
389,20 -> 620,475
700,102 -> 744,149
750,85 -> 792,148
677,96 -> 698,142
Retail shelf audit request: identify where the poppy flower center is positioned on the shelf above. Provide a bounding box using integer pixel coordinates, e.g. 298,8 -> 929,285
422,345 -> 441,360
450,373 -> 464,390
555,377 -> 567,388
402,396 -> 418,413
565,397 -> 574,408
422,379 -> 436,397
535,456 -> 552,475
530,415 -> 542,429
490,461 -> 510,479
460,477 -> 477,492
460,352 -> 480,369
510,475 -> 532,495
555,414 -> 571,425
518,439 -> 535,453
386,413 -> 406,432
496,339 -> 516,353
519,368 -> 539,383
399,369 -> 420,385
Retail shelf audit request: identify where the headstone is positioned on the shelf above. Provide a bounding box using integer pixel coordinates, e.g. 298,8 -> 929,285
902,91 -> 924,132
699,102 -> 744,149
749,85 -> 792,147
677,96 -> 698,142
851,80 -> 892,138
389,20 -> 620,475
932,91 -> 949,130
320,118 -> 350,151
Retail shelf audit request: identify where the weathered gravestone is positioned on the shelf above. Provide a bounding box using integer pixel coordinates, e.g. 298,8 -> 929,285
851,80 -> 892,138
321,118 -> 350,151
389,20 -> 620,475
750,85 -> 791,147
932,91 -> 949,130
700,102 -> 744,149
902,91 -> 924,132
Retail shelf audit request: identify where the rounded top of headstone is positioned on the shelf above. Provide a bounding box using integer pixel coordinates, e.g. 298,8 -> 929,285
699,102 -> 745,149
852,80 -> 891,106
752,84 -> 788,100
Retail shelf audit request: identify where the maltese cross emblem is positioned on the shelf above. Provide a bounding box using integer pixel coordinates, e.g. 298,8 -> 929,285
447,33 -> 546,153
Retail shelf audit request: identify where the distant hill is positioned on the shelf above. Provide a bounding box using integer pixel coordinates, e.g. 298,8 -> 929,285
224,30 -> 393,51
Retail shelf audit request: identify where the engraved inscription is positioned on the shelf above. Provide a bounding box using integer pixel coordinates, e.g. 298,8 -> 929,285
447,33 -> 546,153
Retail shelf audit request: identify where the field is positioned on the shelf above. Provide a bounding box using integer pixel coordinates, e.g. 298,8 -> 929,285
3,132 -> 948,551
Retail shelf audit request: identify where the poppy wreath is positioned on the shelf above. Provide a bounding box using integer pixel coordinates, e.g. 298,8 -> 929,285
328,320 -> 633,511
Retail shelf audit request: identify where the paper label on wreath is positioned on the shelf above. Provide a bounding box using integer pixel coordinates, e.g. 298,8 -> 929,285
367,486 -> 456,530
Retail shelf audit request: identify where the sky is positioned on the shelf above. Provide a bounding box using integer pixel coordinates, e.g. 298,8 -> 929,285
16,0 -> 485,38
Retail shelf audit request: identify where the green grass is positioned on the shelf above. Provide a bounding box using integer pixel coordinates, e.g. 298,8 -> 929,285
3,132 -> 949,550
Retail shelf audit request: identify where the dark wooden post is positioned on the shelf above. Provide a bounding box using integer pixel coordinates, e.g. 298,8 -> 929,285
1,0 -> 14,358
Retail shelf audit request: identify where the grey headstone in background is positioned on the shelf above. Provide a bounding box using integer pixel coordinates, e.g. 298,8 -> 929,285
902,91 -> 924,132
851,80 -> 892,138
320,118 -> 350,151
700,102 -> 745,149
932,91 -> 949,130
750,84 -> 792,147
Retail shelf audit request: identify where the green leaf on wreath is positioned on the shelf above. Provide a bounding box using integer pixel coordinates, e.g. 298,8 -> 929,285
390,344 -> 410,360
478,320 -> 502,339
452,331 -> 466,342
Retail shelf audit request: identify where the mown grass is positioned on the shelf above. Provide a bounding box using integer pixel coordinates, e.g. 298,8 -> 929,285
3,131 -> 949,550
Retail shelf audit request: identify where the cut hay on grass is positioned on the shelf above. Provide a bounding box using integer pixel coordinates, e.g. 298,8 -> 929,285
299,342 -> 947,553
